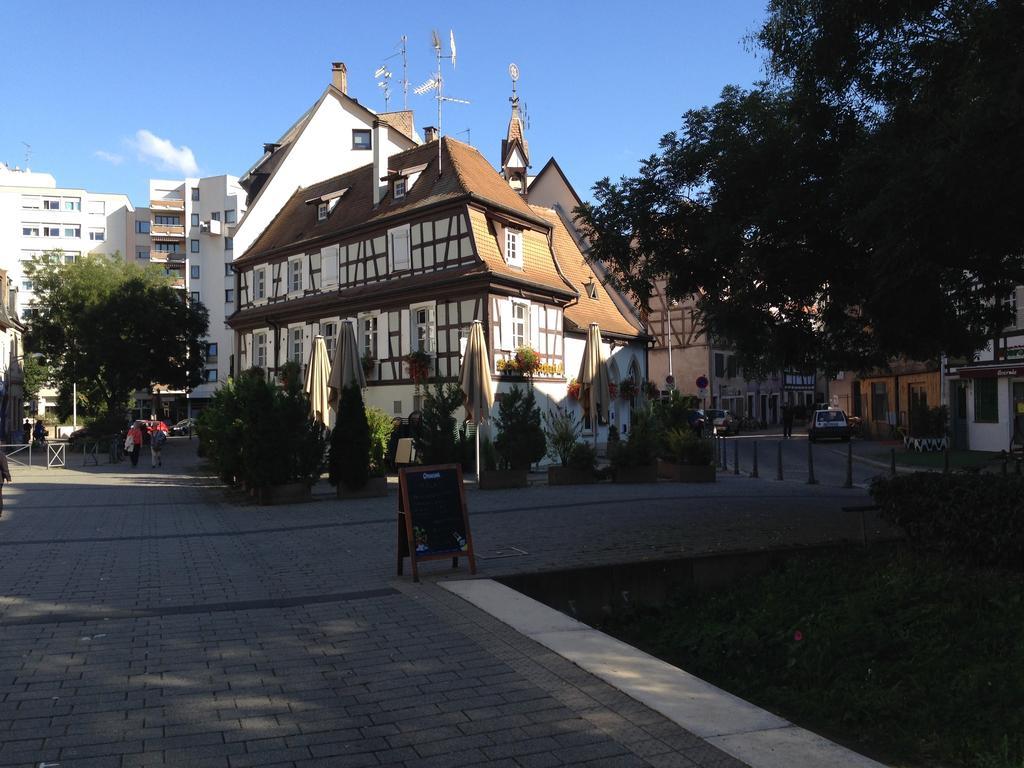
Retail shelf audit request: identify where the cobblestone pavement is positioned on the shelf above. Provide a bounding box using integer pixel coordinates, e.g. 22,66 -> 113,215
0,437 -> 887,767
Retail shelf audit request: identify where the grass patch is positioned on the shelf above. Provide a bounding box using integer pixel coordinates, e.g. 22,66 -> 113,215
601,548 -> 1024,768
868,448 -> 1004,470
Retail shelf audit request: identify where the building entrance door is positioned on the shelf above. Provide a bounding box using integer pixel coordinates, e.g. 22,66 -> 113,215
1012,381 -> 1024,454
952,381 -> 969,450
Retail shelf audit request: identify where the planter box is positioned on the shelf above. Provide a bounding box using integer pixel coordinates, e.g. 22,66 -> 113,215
548,466 -> 598,486
613,464 -> 659,484
337,475 -> 388,499
658,459 -> 716,483
479,469 -> 529,490
253,482 -> 312,505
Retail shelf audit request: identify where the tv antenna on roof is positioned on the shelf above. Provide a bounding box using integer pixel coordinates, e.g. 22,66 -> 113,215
414,29 -> 469,176
374,35 -> 409,110
21,142 -> 31,170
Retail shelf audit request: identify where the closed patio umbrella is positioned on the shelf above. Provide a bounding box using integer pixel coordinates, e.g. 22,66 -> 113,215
303,335 -> 331,426
328,322 -> 366,409
577,323 -> 611,449
459,320 -> 494,482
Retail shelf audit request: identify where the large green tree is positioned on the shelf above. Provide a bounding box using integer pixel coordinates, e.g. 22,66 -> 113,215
576,0 -> 1024,373
25,252 -> 209,418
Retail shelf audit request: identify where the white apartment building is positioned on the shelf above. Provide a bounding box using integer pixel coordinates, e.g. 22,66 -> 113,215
132,175 -> 246,420
0,162 -> 134,418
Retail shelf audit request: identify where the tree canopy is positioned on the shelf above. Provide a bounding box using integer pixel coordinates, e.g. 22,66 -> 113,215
25,252 -> 209,418
576,0 -> 1024,374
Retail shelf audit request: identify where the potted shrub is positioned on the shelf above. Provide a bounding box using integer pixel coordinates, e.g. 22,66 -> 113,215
619,379 -> 639,401
543,407 -> 597,485
514,346 -> 541,378
567,378 -> 581,401
329,385 -> 389,499
481,385 -> 545,489
237,364 -> 326,504
610,407 -> 660,483
658,427 -> 716,482
414,380 -> 466,465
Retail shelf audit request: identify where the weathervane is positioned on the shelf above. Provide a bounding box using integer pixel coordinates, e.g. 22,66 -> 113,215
414,29 -> 469,175
374,35 -> 409,111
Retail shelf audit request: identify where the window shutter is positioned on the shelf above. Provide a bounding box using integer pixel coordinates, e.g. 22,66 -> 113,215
428,306 -> 437,353
321,245 -> 339,289
377,313 -> 388,359
529,304 -> 541,349
500,298 -> 513,351
400,309 -> 410,355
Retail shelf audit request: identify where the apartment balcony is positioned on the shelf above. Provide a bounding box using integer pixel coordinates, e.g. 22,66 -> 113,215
149,252 -> 185,265
200,219 -> 222,236
168,277 -> 185,289
151,224 -> 185,238
151,199 -> 184,212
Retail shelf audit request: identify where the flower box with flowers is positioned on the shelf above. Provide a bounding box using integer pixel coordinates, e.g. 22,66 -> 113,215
405,351 -> 431,384
619,379 -> 639,400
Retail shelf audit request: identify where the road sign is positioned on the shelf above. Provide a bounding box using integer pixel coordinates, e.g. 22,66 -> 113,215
696,375 -> 709,389
698,388 -> 707,398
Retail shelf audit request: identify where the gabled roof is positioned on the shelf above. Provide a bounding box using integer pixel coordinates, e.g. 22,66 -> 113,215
529,157 -> 584,207
530,206 -> 644,338
237,137 -> 549,265
238,85 -> 419,208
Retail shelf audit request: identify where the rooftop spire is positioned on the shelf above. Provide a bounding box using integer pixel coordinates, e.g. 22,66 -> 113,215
501,63 -> 529,195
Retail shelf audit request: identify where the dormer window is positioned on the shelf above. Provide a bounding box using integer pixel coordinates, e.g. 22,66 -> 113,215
585,278 -> 598,299
317,203 -> 328,221
394,177 -> 407,200
505,227 -> 523,269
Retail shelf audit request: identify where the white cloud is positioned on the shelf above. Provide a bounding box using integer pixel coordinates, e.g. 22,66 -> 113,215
94,149 -> 124,165
129,129 -> 199,176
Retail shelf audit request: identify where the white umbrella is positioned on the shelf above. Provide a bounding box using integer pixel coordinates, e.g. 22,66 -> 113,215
577,323 -> 611,449
303,335 -> 331,425
328,322 -> 366,409
459,320 -> 494,482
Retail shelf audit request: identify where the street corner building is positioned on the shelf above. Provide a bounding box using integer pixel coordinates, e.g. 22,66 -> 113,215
226,62 -> 648,443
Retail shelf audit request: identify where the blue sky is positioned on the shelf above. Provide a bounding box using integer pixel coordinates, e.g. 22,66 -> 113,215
0,1 -> 767,207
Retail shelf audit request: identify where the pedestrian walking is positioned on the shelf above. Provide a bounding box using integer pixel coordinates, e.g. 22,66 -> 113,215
32,419 -> 46,446
150,423 -> 167,467
0,449 -> 11,517
125,422 -> 143,467
21,419 -> 31,445
782,403 -> 794,439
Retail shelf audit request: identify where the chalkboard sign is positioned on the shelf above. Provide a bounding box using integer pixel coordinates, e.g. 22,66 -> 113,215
397,464 -> 476,582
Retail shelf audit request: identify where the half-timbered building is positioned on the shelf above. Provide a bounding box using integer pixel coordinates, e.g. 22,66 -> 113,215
228,116 -> 647,443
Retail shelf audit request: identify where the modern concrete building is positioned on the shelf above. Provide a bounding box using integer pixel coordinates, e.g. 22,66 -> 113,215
0,162 -> 135,418
131,175 -> 246,420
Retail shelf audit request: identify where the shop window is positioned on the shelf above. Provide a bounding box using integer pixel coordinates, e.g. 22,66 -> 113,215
974,379 -> 998,423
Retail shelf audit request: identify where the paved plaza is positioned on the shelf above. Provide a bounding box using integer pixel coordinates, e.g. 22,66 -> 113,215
0,437 -> 887,767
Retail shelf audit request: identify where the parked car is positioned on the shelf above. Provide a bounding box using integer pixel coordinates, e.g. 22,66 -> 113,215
808,409 -> 851,442
170,418 -> 195,436
705,408 -> 738,435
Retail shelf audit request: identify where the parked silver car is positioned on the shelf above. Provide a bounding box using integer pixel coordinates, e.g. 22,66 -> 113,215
705,408 -> 738,435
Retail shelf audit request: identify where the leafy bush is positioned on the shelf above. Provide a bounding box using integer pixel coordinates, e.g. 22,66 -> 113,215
871,473 -> 1024,568
909,403 -> 949,439
609,406 -> 661,468
416,380 -> 464,465
652,390 -> 701,431
543,407 -> 583,466
329,385 -> 371,490
197,368 -> 326,490
494,385 -> 545,470
602,548 -> 1024,768
480,435 -> 498,471
567,441 -> 597,472
664,427 -> 715,466
365,407 -> 395,476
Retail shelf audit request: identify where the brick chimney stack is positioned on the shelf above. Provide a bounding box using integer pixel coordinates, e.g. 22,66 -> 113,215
331,62 -> 347,94
423,126 -> 438,143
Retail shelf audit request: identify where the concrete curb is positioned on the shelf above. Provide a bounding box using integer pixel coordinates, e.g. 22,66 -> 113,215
442,578 -> 886,768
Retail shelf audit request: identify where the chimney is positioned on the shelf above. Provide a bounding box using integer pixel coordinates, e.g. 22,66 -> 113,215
331,62 -> 347,94
372,119 -> 386,206
423,126 -> 438,143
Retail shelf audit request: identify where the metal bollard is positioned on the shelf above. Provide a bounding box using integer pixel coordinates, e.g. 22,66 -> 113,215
752,441 -> 759,478
1017,457 -> 1022,476
807,439 -> 817,485
890,448 -> 897,476
720,436 -> 727,470
943,448 -> 950,474
777,441 -> 784,481
844,441 -> 853,489
733,441 -> 739,475
1002,451 -> 1008,475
